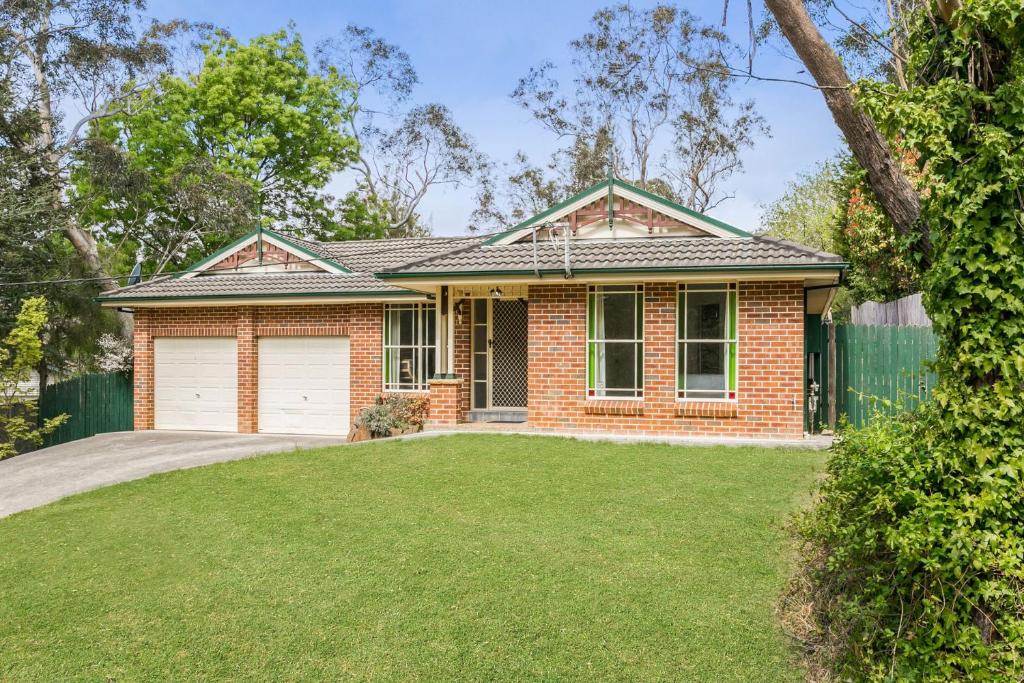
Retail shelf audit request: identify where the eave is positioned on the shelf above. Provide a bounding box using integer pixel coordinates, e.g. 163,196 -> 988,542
97,290 -> 428,308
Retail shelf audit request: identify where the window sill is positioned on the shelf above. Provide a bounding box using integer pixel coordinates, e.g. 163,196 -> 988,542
584,399 -> 644,416
675,401 -> 739,418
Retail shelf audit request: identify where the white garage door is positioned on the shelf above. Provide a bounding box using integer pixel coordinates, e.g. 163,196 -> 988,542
154,337 -> 237,432
258,336 -> 350,435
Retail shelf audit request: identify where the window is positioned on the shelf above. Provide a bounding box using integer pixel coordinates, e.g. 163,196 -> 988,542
383,303 -> 436,391
587,284 -> 643,398
678,283 -> 737,400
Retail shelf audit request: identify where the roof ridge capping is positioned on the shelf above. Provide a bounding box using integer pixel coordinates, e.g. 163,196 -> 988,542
481,177 -> 752,246
374,235 -> 492,274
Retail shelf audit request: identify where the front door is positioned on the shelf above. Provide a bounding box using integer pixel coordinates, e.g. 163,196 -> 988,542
471,299 -> 528,409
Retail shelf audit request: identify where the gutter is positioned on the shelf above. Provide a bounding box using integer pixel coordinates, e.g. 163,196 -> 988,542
95,289 -> 427,306
377,262 -> 850,280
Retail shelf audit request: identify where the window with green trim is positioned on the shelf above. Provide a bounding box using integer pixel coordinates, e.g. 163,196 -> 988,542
383,303 -> 436,391
678,283 -> 737,400
587,284 -> 644,398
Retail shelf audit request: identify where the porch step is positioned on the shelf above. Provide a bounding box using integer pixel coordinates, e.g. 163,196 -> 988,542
466,409 -> 527,423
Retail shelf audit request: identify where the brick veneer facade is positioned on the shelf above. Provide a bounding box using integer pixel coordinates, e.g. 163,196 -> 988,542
133,303 -> 402,432
526,281 -> 805,438
130,279 -> 804,439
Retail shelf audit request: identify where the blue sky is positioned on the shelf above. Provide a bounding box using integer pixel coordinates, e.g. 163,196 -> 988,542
151,0 -> 846,235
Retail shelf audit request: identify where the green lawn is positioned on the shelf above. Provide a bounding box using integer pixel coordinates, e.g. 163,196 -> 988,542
0,435 -> 823,681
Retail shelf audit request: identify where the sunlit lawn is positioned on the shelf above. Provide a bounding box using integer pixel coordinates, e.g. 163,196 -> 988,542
0,434 -> 823,681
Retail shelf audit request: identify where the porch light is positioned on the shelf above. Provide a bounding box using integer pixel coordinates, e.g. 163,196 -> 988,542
454,300 -> 464,325
490,287 -> 503,299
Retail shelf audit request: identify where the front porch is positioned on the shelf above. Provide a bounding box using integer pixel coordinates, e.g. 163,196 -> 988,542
429,284 -> 530,426
426,280 -> 809,440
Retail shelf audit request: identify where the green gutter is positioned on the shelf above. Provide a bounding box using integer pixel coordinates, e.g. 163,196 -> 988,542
376,262 -> 849,280
96,289 -> 422,304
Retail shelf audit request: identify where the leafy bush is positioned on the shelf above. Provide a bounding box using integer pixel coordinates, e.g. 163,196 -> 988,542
0,298 -> 69,458
785,405 -> 1024,681
357,394 -> 429,438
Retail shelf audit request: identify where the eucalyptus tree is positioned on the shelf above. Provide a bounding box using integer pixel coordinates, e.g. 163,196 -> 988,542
506,4 -> 767,214
0,0 -> 189,319
316,25 -> 490,237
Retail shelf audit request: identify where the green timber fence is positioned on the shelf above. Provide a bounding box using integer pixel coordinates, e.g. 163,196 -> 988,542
834,325 -> 938,428
38,372 -> 134,447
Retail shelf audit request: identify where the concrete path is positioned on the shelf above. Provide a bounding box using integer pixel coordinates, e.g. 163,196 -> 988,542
421,423 -> 834,450
0,431 -> 346,518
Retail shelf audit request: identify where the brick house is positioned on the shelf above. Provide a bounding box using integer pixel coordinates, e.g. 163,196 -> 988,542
99,178 -> 845,440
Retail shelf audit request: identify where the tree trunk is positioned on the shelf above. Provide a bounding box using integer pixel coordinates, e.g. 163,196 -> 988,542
23,15 -> 133,338
764,0 -> 928,266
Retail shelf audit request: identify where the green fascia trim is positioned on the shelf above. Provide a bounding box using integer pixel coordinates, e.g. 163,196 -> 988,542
172,228 -> 351,278
262,228 -> 351,273
481,178 -> 752,246
612,179 -> 751,237
482,182 -> 614,245
174,229 -> 260,278
376,262 -> 849,280
95,290 -> 419,304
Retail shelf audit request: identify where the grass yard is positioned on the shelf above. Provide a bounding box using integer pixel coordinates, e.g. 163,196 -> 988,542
0,434 -> 823,681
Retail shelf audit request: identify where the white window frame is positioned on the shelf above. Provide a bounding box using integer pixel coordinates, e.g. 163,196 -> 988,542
677,283 -> 739,402
586,284 -> 644,400
382,303 -> 436,392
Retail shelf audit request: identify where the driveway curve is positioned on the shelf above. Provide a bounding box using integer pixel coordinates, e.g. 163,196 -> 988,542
0,431 -> 346,518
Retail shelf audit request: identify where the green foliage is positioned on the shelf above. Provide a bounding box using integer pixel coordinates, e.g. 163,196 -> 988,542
793,1 -> 1024,679
793,406 -> 1023,680
79,28 -> 361,273
759,159 -> 843,252
0,299 -> 69,459
358,394 -> 428,438
832,156 -> 922,304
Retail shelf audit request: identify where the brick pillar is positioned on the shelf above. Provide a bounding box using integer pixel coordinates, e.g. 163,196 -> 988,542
427,378 -> 463,425
237,306 -> 258,433
133,308 -> 154,430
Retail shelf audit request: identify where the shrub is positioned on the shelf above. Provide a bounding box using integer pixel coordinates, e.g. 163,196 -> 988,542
357,394 -> 429,438
785,406 -> 1024,681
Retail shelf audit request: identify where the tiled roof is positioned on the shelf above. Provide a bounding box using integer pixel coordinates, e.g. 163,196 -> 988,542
378,236 -> 845,276
98,233 -> 844,303
289,235 -> 486,272
99,272 -> 413,301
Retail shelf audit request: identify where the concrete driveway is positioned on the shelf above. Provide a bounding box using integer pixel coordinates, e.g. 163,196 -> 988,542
0,431 -> 346,518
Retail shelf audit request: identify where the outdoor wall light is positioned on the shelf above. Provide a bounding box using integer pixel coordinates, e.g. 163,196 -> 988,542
490,287 -> 503,298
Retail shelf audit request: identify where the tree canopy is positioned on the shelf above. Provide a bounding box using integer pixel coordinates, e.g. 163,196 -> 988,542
766,0 -> 1024,677
78,29 -> 360,274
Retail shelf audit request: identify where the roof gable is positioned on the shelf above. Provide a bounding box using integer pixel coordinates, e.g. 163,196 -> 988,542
179,228 -> 350,278
484,178 -> 752,246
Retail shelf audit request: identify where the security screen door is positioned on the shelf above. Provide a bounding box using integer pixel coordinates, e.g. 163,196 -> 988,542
471,299 -> 528,409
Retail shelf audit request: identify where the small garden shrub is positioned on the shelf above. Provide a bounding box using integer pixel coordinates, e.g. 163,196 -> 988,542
784,405 -> 1024,681
357,394 -> 429,438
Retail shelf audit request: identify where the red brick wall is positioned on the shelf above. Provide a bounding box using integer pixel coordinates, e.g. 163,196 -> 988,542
132,281 -> 804,439
526,281 -> 804,438
453,300 -> 472,416
427,379 -> 463,425
132,303 -> 390,432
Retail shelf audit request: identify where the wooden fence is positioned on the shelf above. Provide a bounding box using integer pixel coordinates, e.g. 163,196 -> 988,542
833,325 -> 938,428
38,372 -> 134,447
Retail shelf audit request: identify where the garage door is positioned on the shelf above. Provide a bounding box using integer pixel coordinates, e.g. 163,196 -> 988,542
258,336 -> 350,435
154,337 -> 237,432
